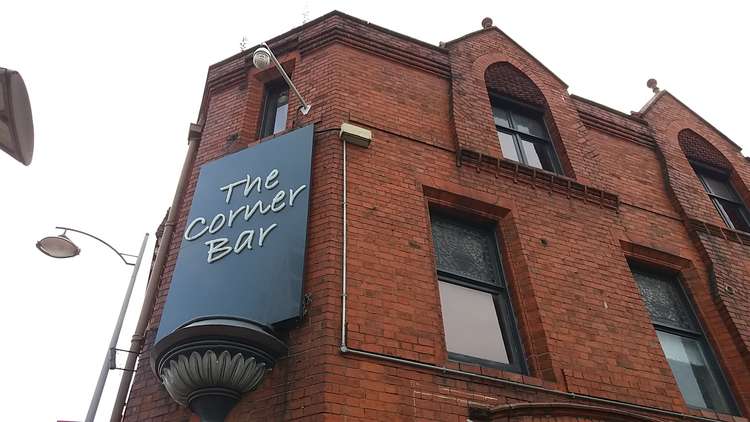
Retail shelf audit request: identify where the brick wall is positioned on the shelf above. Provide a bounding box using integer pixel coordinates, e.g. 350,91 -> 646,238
122,11 -> 750,422
641,94 -> 750,405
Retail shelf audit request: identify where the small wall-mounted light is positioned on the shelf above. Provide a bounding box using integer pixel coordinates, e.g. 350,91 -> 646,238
252,43 -> 311,115
252,48 -> 272,70
339,123 -> 372,148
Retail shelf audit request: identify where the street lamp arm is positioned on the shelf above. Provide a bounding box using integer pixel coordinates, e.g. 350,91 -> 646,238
262,42 -> 311,115
56,226 -> 134,266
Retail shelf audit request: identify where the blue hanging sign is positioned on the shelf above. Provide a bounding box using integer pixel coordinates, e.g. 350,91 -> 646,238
155,124 -> 315,342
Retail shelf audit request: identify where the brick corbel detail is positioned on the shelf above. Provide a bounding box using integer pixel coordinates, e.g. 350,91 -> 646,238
457,147 -> 619,211
687,218 -> 750,247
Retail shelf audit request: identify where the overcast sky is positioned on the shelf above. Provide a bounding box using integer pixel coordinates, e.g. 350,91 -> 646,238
1,1 -> 748,421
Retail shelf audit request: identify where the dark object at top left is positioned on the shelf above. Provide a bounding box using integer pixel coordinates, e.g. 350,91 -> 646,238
0,67 -> 34,165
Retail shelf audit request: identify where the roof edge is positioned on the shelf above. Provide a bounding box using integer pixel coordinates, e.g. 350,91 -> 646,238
445,26 -> 568,89
209,10 -> 447,71
637,90 -> 665,115
197,10 -> 451,125
640,90 -> 741,151
570,94 -> 649,124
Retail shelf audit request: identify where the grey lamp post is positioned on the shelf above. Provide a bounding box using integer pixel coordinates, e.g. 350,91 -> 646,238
37,227 -> 149,422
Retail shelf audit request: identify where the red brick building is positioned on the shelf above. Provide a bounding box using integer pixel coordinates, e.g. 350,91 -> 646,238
120,11 -> 750,422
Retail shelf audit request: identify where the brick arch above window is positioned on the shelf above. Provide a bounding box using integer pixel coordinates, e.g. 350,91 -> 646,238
484,62 -> 546,108
678,129 -> 732,171
471,52 -> 568,92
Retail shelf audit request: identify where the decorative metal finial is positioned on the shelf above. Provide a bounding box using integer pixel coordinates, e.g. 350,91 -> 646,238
482,17 -> 493,29
647,78 -> 660,94
240,36 -> 248,52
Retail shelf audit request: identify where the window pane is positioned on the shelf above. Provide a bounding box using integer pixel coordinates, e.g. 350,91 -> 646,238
492,106 -> 511,128
521,139 -> 556,172
431,215 -> 499,284
272,91 -> 289,135
511,111 -> 547,138
438,281 -> 509,364
700,173 -> 739,201
260,85 -> 287,138
656,331 -> 732,414
498,131 -> 519,162
717,199 -> 750,232
632,270 -> 696,331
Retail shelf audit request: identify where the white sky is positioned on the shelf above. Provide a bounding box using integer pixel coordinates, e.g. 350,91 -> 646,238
1,1 -> 748,421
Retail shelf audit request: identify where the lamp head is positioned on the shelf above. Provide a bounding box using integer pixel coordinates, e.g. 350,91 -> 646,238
252,48 -> 272,70
36,233 -> 80,258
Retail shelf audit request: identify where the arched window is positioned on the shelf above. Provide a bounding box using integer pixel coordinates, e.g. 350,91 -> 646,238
679,129 -> 750,232
485,63 -> 563,174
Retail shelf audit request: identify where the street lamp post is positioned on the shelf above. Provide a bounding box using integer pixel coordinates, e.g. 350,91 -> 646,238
37,227 -> 149,422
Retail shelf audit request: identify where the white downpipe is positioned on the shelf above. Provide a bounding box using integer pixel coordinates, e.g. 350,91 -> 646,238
340,134 -> 348,350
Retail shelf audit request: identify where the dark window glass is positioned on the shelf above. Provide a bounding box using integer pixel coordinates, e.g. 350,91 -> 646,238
430,212 -> 524,372
431,216 -> 499,285
702,173 -> 740,201
260,82 -> 289,138
716,199 -> 750,233
631,267 -> 737,415
492,100 -> 561,174
512,112 -> 546,138
492,106 -> 511,129
693,164 -> 750,232
634,270 -> 696,331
